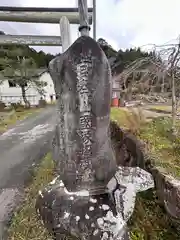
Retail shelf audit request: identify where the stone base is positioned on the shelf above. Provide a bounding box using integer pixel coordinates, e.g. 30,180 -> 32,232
36,167 -> 154,239
36,177 -> 129,240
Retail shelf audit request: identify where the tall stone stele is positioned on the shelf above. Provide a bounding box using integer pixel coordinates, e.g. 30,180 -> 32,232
36,35 -> 121,238
51,35 -> 118,192
36,34 -> 155,240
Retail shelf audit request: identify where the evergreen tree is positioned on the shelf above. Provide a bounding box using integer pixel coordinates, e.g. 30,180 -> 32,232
0,47 -> 47,107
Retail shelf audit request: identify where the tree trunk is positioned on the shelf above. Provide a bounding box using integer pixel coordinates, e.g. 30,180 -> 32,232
149,84 -> 154,96
21,86 -> 30,108
127,84 -> 133,101
161,75 -> 164,93
176,94 -> 180,112
148,78 -> 153,96
128,72 -> 135,101
171,72 -> 176,134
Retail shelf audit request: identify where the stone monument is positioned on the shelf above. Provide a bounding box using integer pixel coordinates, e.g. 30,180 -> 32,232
51,35 -> 118,192
35,1 -> 154,239
36,35 -> 154,240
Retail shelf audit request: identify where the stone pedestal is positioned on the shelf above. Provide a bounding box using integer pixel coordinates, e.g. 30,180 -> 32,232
36,167 -> 154,239
36,180 -> 128,239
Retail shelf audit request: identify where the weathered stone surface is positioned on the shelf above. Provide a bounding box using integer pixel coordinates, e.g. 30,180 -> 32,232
110,121 -> 145,168
49,36 -> 117,192
110,120 -> 180,230
149,167 -> 180,230
36,166 -> 154,240
36,181 -> 128,240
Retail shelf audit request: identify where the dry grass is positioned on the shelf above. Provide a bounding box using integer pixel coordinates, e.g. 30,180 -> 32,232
111,107 -> 180,239
149,105 -> 172,111
7,153 -> 76,240
110,107 -> 129,127
139,117 -> 180,178
111,107 -> 180,177
129,190 -> 179,240
110,107 -> 146,133
8,153 -> 54,240
47,101 -> 56,105
0,107 -> 42,134
148,104 -> 180,114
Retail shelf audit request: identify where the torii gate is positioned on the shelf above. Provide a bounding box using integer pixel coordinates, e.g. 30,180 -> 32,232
0,0 -> 96,48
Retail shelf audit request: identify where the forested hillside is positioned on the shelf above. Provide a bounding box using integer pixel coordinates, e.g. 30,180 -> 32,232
0,30 -> 55,71
97,38 -> 153,75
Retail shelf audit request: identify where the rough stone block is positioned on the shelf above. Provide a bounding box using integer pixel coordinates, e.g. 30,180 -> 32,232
49,36 -> 117,192
36,167 -> 154,239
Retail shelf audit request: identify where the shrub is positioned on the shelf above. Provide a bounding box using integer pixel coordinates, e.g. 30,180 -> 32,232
125,108 -> 146,135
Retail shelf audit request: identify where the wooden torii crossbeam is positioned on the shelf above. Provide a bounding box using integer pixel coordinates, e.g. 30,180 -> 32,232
0,5 -> 94,46
0,6 -> 93,24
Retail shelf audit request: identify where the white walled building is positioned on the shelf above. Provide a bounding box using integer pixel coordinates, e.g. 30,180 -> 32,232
0,69 -> 56,106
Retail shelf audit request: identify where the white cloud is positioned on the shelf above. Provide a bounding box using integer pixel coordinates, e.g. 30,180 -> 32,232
95,0 -> 180,50
0,0 -> 180,53
116,0 -> 180,48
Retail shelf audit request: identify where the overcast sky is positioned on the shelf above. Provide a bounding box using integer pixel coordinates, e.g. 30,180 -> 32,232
0,0 -> 180,54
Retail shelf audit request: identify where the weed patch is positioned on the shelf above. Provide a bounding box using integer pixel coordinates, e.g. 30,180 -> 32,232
8,153 -> 54,240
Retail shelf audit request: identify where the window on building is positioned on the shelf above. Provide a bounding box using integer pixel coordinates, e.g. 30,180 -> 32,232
8,80 -> 16,87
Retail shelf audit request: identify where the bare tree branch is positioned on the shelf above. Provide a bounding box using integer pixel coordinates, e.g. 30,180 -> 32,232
115,36 -> 180,133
